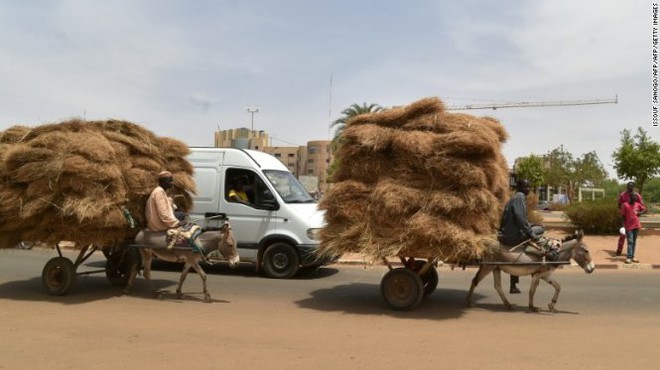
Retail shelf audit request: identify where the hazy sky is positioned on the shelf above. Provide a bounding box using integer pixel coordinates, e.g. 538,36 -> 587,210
0,0 -> 656,178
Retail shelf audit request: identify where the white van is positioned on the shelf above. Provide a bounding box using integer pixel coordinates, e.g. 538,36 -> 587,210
187,147 -> 332,278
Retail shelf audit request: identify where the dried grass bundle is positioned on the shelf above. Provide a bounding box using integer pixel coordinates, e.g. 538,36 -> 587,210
158,136 -> 191,157
0,119 -> 196,249
318,96 -> 510,263
347,97 -> 445,128
0,125 -> 30,143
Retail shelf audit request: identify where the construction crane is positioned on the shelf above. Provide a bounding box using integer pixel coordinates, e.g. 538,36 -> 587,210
445,95 -> 618,110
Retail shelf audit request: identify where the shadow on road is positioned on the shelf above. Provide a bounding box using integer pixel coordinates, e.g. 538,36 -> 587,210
295,282 -> 500,320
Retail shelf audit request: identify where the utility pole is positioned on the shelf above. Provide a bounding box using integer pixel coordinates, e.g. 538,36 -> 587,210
245,105 -> 261,131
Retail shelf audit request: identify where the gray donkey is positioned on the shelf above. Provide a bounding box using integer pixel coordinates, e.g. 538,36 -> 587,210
466,230 -> 595,312
125,221 -> 239,302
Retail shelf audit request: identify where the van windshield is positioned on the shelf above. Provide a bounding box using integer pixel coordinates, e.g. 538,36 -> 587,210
263,170 -> 315,204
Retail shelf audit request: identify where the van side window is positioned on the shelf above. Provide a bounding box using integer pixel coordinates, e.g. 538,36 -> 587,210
225,168 -> 276,209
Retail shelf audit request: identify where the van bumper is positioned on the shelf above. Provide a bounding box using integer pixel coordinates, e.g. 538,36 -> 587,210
297,244 -> 339,266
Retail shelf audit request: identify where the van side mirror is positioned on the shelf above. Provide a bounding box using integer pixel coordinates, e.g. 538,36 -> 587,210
259,190 -> 279,210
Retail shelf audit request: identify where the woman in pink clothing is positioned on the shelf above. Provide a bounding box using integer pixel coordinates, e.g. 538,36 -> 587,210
620,193 -> 647,264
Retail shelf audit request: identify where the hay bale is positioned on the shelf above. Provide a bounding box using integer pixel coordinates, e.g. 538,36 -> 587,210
0,119 -> 196,249
0,126 -> 31,143
158,136 -> 191,157
318,96 -> 510,263
347,97 -> 445,128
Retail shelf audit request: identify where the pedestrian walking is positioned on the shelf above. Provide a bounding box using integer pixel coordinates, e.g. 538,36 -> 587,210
616,182 -> 644,256
621,193 -> 646,264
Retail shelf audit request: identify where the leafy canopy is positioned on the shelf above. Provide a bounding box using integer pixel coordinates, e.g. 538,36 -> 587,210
612,127 -> 660,194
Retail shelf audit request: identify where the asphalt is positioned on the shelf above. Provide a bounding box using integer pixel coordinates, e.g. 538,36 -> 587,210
335,212 -> 660,271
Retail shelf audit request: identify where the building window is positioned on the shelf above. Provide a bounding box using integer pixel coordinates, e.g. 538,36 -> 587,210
288,153 -> 295,158
308,146 -> 317,154
308,169 -> 314,174
308,159 -> 314,164
274,153 -> 281,159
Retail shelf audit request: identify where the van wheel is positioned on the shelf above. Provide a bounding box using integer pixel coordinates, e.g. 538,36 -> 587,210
262,242 -> 299,279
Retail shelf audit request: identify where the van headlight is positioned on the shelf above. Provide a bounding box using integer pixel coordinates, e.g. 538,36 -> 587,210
307,228 -> 322,241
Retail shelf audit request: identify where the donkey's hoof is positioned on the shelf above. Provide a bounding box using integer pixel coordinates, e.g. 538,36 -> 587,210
548,303 -> 556,312
176,291 -> 184,300
528,306 -> 541,313
203,293 -> 211,302
505,304 -> 515,311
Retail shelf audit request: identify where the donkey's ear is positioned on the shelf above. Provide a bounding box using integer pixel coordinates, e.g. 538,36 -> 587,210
576,229 -> 584,240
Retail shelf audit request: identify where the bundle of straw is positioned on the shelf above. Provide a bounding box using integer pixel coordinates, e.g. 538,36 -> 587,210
318,97 -> 509,263
0,119 -> 195,249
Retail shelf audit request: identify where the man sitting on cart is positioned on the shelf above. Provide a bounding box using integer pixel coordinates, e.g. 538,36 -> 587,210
145,171 -> 182,232
145,171 -> 201,250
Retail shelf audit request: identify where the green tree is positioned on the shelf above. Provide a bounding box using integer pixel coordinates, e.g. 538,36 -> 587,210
642,177 -> 660,203
543,145 -> 573,198
543,146 -> 608,201
595,178 -> 621,199
612,127 -> 660,194
570,151 -> 608,196
515,155 -> 544,189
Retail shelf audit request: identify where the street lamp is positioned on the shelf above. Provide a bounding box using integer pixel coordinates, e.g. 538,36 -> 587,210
245,105 -> 261,131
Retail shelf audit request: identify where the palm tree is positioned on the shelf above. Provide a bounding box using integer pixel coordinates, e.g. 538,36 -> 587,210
330,103 -> 383,148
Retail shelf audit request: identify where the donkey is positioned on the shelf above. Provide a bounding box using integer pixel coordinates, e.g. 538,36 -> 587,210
466,230 -> 595,312
125,221 -> 239,302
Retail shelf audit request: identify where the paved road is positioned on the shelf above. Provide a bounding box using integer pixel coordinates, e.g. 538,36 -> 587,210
1,249 -> 660,369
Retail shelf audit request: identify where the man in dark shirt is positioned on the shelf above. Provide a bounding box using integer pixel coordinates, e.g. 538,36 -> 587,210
499,179 -> 544,294
499,179 -> 543,246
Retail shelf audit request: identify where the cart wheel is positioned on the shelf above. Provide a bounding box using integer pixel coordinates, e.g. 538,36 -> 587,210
106,248 -> 138,286
102,245 -> 119,260
414,260 -> 439,297
42,257 -> 76,296
380,268 -> 424,311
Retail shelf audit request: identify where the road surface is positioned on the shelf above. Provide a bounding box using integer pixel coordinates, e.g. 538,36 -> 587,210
1,248 -> 659,369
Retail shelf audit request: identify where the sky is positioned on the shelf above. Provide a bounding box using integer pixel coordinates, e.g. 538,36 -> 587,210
0,0 -> 657,179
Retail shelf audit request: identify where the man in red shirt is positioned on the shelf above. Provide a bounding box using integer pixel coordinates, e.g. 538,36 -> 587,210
620,193 -> 646,263
616,182 -> 644,256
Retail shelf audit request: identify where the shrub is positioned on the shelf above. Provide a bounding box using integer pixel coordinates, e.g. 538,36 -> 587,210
564,199 -> 620,235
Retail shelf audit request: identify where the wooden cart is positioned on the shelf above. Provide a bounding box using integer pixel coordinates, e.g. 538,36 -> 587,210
379,256 -> 570,311
41,242 -> 138,296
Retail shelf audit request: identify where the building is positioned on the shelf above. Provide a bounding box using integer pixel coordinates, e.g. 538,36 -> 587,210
214,128 -> 269,151
215,128 -> 332,195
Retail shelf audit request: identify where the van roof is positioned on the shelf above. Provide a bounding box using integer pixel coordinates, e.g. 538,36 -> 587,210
189,147 -> 288,171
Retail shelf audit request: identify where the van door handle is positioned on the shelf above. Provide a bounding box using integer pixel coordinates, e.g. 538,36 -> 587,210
204,212 -> 228,221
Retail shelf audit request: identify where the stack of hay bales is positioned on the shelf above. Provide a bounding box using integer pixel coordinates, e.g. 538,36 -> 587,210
318,97 -> 510,263
0,119 -> 195,249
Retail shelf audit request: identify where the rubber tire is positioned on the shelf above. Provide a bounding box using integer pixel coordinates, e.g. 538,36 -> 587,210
106,248 -> 139,286
102,245 -> 118,260
380,268 -> 424,311
42,257 -> 76,296
413,260 -> 439,297
262,242 -> 300,279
